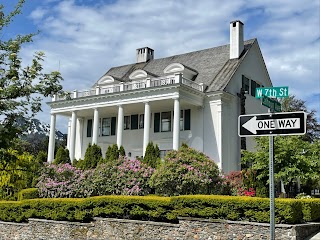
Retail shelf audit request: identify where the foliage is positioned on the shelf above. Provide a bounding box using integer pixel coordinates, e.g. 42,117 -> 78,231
142,142 -> 161,168
149,146 -> 221,196
79,144 -> 102,169
171,195 -> 303,224
119,145 -> 125,156
0,0 -> 64,149
35,151 -> 47,164
222,171 -> 256,197
1,195 -> 319,224
0,195 -> 174,223
18,188 -> 39,201
0,149 -> 43,200
280,95 -> 320,142
242,137 -> 320,196
53,146 -> 70,164
92,156 -> 154,196
36,164 -> 94,198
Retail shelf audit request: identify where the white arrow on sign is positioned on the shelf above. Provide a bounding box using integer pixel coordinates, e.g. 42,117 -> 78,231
242,116 -> 300,134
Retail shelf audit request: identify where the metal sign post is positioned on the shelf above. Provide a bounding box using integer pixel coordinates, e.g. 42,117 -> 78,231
269,111 -> 275,240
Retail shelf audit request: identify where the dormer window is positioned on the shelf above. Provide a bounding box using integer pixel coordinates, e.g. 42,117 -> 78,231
129,70 -> 148,80
164,63 -> 198,80
97,75 -> 119,86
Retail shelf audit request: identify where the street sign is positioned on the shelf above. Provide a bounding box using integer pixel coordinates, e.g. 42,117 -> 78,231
238,111 -> 306,137
261,95 -> 281,112
256,86 -> 289,99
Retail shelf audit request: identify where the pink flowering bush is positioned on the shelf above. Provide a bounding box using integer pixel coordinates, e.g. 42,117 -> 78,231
223,171 -> 256,197
91,156 -> 154,196
36,164 -> 94,198
149,145 -> 221,196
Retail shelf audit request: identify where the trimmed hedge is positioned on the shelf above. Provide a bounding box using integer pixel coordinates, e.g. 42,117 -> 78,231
171,195 -> 303,224
0,196 -> 173,223
300,199 -> 320,222
0,195 -> 319,224
18,188 -> 39,201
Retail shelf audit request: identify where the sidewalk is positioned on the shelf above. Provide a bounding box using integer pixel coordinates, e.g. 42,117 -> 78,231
307,232 -> 320,240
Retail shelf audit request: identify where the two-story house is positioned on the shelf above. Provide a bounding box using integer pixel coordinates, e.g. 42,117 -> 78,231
47,20 -> 271,173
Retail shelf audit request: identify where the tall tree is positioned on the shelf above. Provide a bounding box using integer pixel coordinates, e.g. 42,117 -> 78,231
280,95 -> 320,142
0,0 -> 64,149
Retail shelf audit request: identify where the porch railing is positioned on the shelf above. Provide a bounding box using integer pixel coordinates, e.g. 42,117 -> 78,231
53,74 -> 204,101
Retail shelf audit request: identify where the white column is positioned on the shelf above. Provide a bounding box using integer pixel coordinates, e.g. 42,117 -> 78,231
117,105 -> 124,148
143,102 -> 151,156
47,113 -> 56,163
69,111 -> 77,162
92,108 -> 99,144
173,98 -> 180,150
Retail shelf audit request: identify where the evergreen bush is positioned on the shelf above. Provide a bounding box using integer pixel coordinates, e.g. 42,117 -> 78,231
18,188 -> 39,201
142,142 -> 160,168
82,144 -> 102,169
53,146 -> 70,164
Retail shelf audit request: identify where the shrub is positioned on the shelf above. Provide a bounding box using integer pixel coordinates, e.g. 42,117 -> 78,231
142,142 -> 161,168
119,145 -> 126,156
18,188 -> 39,201
36,163 -> 94,198
149,146 -> 221,196
36,151 -> 47,163
299,199 -> 320,222
82,144 -> 102,169
91,156 -> 154,196
171,195 -> 304,224
0,196 -> 174,223
53,147 -> 70,164
0,149 -> 42,200
0,195 -> 317,224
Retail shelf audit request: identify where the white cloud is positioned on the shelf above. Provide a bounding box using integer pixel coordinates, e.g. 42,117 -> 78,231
19,0 -> 320,131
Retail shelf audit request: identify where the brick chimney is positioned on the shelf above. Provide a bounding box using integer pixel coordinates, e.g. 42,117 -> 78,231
230,20 -> 244,59
136,47 -> 154,63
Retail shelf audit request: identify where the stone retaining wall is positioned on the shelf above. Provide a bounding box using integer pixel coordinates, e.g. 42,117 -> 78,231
0,217 -> 319,240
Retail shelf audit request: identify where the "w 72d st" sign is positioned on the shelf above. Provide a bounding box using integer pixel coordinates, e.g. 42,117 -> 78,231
238,112 -> 306,137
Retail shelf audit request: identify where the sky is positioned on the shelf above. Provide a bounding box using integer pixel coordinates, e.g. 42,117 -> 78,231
2,0 -> 320,133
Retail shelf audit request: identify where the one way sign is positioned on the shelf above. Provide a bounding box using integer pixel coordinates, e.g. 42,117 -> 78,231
238,111 -> 306,137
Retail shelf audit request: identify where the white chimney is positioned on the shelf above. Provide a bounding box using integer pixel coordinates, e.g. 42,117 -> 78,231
136,47 -> 154,63
230,20 -> 244,59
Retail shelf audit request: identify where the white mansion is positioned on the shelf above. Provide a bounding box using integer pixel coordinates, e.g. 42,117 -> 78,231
47,20 -> 271,173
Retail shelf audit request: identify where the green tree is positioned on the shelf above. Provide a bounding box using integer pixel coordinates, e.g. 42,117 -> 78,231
0,0 -> 64,149
53,146 -> 70,164
280,95 -> 320,142
242,137 -> 320,196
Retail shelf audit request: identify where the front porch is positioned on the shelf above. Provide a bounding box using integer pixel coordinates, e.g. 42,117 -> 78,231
47,74 -> 205,162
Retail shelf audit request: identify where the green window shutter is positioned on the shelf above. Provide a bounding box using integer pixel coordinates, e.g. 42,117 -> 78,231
154,112 -> 160,132
111,117 -> 116,135
131,114 -> 138,130
184,109 -> 191,130
87,119 -> 92,137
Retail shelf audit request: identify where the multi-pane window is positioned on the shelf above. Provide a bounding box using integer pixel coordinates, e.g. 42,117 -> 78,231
161,111 -> 171,132
101,118 -> 111,136
154,110 -> 190,133
124,116 -> 130,130
87,119 -> 92,137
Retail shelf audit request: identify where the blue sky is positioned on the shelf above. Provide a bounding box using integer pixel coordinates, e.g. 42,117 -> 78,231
2,0 -> 320,132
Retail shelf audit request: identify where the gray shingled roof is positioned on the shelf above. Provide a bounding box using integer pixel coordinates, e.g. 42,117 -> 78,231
96,39 -> 256,92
